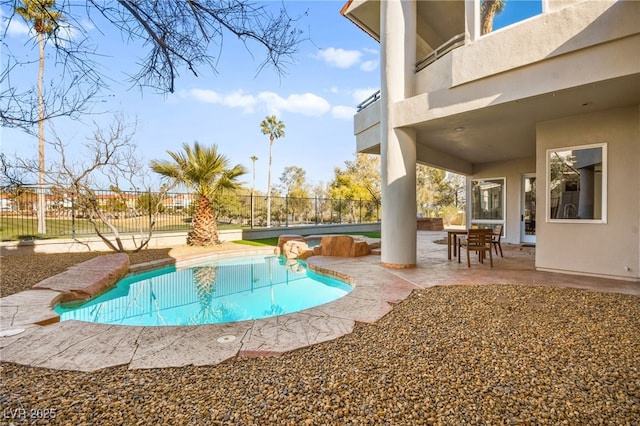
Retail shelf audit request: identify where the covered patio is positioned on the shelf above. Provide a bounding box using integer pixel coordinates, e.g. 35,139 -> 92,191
396,231 -> 639,295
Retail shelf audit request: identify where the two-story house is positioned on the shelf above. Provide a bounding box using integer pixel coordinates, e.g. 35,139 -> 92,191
342,0 -> 639,281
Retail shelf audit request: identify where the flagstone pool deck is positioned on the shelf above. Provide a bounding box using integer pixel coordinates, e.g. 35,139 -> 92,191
1,231 -> 638,372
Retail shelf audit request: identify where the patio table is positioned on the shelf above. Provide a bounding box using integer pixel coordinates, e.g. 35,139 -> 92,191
447,229 -> 468,260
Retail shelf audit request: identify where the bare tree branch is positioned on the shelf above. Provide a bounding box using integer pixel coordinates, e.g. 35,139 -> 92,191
1,0 -> 305,128
87,0 -> 305,92
0,152 -> 27,188
41,115 -> 160,252
1,0 -> 108,131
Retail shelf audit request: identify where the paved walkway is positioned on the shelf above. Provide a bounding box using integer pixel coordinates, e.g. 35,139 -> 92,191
1,231 -> 638,371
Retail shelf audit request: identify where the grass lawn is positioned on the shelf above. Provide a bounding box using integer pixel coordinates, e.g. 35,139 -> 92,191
349,231 -> 381,239
0,216 -> 245,241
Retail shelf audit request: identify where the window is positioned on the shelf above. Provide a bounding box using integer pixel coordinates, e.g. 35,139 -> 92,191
546,143 -> 607,223
480,0 -> 543,35
470,178 -> 505,230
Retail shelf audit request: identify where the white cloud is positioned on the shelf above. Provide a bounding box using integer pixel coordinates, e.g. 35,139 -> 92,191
258,92 -> 331,117
360,60 -> 378,72
58,23 -> 84,44
2,8 -> 85,44
331,105 -> 356,120
80,18 -> 95,32
189,88 -> 222,103
315,47 -> 362,69
2,10 -> 30,37
223,90 -> 258,112
187,89 -> 256,113
54,19 -> 96,44
352,87 -> 379,105
185,88 -> 330,117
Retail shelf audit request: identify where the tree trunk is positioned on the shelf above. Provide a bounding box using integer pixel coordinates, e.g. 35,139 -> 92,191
194,266 -> 217,306
37,31 -> 46,234
187,195 -> 218,246
267,137 -> 273,228
481,1 -> 500,35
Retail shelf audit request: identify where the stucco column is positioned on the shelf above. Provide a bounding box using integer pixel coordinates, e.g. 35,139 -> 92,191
380,0 -> 417,268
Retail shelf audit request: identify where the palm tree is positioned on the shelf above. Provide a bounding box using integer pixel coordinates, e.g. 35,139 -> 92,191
16,0 -> 63,234
150,142 -> 247,246
480,0 -> 506,35
259,115 -> 285,228
193,266 -> 217,306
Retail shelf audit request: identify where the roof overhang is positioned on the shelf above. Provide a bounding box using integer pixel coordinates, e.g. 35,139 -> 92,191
341,0 -> 380,42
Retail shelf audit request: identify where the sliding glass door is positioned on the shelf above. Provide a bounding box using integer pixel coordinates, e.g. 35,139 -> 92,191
470,178 -> 505,234
521,174 -> 536,244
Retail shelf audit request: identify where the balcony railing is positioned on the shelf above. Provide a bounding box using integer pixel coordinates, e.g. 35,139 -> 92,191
355,33 -> 465,113
415,33 -> 465,72
356,90 -> 381,112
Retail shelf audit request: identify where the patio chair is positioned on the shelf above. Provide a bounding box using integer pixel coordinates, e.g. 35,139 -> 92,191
458,228 -> 493,268
492,224 -> 504,258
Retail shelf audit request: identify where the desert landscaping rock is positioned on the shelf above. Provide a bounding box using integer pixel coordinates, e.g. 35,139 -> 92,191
282,240 -> 311,259
1,284 -> 639,424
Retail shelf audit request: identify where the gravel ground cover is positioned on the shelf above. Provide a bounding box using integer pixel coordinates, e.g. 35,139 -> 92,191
1,250 -> 639,425
0,243 -> 249,297
0,250 -> 170,297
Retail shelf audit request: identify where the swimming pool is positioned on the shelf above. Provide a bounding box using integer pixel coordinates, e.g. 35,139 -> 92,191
54,255 -> 352,326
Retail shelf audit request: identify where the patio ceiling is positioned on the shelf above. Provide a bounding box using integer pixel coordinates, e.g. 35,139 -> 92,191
413,74 -> 640,170
342,0 -> 464,62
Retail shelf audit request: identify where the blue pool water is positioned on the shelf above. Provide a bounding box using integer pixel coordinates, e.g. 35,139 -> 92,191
55,255 -> 352,326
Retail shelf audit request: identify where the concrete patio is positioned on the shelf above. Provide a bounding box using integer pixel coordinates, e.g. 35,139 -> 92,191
1,231 -> 637,372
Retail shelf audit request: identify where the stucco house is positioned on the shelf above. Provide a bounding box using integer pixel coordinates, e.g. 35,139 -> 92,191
341,0 -> 639,281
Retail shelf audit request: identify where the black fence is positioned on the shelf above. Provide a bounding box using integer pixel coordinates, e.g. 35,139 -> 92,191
0,189 -> 380,241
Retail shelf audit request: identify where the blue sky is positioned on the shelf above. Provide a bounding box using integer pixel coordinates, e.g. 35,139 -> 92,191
492,0 -> 543,32
2,0 -> 545,193
1,1 -> 380,192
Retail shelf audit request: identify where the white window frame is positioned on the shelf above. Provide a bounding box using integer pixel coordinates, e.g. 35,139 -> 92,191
469,177 -> 506,231
545,142 -> 608,224
476,0 -> 547,39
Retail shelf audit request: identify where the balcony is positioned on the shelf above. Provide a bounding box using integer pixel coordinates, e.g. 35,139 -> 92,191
351,0 -> 640,173
415,33 -> 465,73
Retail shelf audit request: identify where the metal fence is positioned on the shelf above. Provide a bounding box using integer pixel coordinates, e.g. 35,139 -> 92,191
0,188 -> 380,241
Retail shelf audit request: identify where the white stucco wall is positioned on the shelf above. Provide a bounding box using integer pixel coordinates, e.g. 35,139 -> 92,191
354,0 -> 640,157
470,157 -> 536,245
536,106 -> 640,281
409,1 -> 639,122
453,0 -> 637,87
354,100 -> 381,154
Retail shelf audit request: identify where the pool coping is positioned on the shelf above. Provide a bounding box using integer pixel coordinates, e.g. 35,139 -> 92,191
3,231 -> 639,372
0,247 -> 417,371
